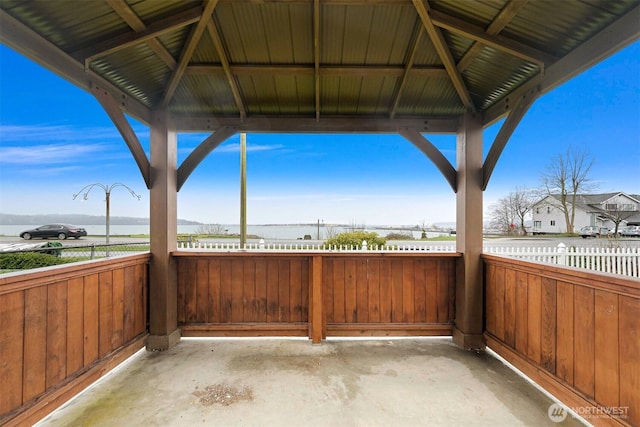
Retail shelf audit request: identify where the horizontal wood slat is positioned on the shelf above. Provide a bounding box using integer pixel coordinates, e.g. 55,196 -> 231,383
483,254 -> 639,427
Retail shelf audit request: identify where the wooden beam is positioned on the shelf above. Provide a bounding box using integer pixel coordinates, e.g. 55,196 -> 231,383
483,4 -> 640,126
412,0 -> 475,111
176,127 -> 237,191
482,87 -> 538,190
314,0 -> 321,121
457,0 -> 529,72
398,128 -> 457,192
185,64 -> 447,78
430,9 -> 557,68
160,0 -> 219,108
75,6 -> 203,67
92,84 -> 152,189
389,24 -> 423,119
174,115 -> 460,133
105,0 -> 177,70
0,10 -> 151,124
206,21 -> 246,118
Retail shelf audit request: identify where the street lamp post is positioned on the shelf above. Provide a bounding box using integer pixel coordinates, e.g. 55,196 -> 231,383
73,183 -> 141,256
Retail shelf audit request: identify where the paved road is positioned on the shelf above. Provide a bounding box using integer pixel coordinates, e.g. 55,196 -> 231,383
3,235 -> 637,249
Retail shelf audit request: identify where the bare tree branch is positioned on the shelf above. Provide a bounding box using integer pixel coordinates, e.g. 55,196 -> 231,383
540,146 -> 596,233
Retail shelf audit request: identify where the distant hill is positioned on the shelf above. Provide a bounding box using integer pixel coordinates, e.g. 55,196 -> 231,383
0,213 -> 202,226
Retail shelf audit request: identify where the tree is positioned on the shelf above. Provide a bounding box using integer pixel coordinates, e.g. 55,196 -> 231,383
601,204 -> 636,235
488,188 -> 536,235
540,146 -> 596,234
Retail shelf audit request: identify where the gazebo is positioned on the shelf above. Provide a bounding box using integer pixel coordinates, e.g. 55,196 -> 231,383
1,1 -> 638,425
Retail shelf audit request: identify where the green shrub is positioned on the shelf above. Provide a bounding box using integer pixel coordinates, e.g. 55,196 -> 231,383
324,231 -> 386,248
385,232 -> 414,240
0,252 -> 78,270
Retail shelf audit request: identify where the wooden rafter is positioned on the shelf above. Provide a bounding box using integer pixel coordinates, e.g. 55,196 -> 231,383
430,8 -> 557,68
389,24 -> 423,119
206,21 -> 246,119
412,0 -> 475,111
75,6 -> 203,68
457,0 -> 529,73
314,0 -> 321,121
160,0 -> 219,108
105,0 -> 176,70
186,64 -> 447,78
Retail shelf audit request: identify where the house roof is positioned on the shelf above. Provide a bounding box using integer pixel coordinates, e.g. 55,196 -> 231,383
540,192 -> 640,216
1,0 -> 638,133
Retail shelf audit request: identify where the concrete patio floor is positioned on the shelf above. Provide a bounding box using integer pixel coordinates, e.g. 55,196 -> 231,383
36,337 -> 586,427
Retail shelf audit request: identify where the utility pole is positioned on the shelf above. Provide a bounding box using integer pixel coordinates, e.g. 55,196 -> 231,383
240,133 -> 247,248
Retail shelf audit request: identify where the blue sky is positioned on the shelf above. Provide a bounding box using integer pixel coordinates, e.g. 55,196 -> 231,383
0,41 -> 638,226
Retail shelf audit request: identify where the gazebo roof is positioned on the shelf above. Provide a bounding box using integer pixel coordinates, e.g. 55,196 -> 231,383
1,0 -> 638,134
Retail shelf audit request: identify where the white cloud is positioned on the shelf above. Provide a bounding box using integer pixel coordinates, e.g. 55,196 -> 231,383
0,143 -> 109,164
0,124 -> 129,142
215,143 -> 284,153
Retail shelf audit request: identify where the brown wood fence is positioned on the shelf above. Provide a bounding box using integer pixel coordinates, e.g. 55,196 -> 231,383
0,254 -> 150,426
175,252 -> 459,341
483,254 -> 640,427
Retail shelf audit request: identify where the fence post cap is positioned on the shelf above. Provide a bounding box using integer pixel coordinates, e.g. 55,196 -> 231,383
557,242 -> 566,251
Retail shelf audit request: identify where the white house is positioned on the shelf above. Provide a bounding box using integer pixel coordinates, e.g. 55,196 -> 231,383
530,192 -> 640,234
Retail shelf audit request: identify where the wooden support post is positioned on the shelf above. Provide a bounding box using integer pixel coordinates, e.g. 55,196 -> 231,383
240,133 -> 247,247
453,111 -> 485,351
309,255 -> 324,343
147,110 -> 181,350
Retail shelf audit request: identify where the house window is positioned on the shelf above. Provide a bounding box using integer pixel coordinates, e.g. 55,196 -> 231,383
535,208 -> 540,214
622,204 -> 636,211
606,203 -> 618,210
547,207 -> 551,214
534,221 -> 541,228
550,220 -> 556,226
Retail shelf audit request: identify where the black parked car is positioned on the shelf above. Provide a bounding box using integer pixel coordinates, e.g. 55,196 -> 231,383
20,224 -> 87,240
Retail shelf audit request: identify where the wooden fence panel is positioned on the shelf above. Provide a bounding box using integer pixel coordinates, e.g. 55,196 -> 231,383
322,255 -> 456,336
0,254 -> 149,426
176,252 -> 458,337
483,254 -> 639,427
619,296 -> 640,426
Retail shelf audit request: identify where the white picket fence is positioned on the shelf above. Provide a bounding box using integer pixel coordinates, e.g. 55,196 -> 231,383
484,243 -> 640,278
177,240 -> 455,253
177,241 -> 640,278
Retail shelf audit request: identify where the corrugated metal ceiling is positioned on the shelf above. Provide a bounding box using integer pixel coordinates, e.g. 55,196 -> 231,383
0,0 -> 638,131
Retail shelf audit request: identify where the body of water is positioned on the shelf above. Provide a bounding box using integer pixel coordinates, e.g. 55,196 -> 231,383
0,224 -> 451,240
